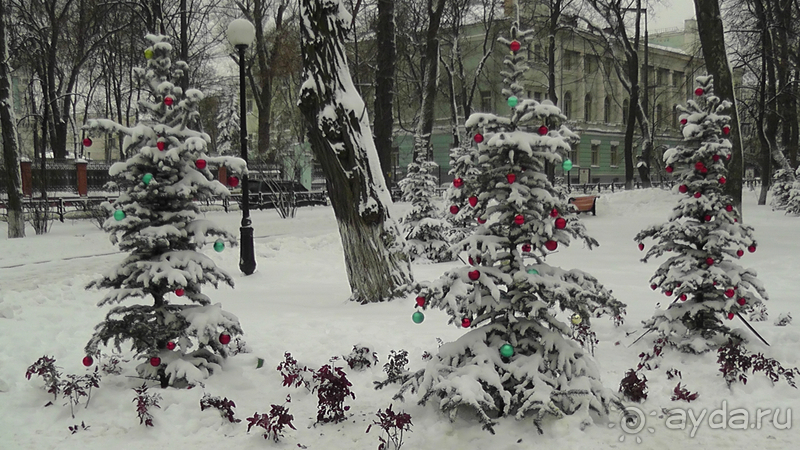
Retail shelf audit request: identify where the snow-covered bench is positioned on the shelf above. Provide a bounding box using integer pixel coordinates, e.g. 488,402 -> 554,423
569,195 -> 598,215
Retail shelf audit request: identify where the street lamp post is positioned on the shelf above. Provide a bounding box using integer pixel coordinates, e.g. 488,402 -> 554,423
227,19 -> 257,276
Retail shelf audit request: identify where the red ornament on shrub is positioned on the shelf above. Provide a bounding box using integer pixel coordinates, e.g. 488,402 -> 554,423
727,312 -> 735,320
83,137 -> 93,147
719,176 -> 727,184
468,270 -> 480,281
737,298 -> 746,306
227,176 -> 240,188
727,153 -> 732,161
680,118 -> 688,125
736,249 -> 744,257
550,208 -> 559,218
477,217 -> 486,224
473,133 -> 484,143
514,214 -> 524,225
164,96 -> 174,106
680,294 -> 687,301
665,290 -> 673,296
157,141 -> 166,151
651,284 -> 657,290
538,125 -> 548,135
468,196 -> 478,207
461,318 -> 472,328
713,154 -> 720,162
694,192 -> 702,198
725,289 -> 735,298
453,178 -> 464,188
175,288 -> 185,297
695,87 -> 704,96
748,245 -> 756,253
725,204 -> 733,212
82,356 -> 93,367
150,357 -> 161,367
416,296 -> 425,307
555,217 -> 567,229
509,40 -> 521,52
705,215 -> 712,222
722,125 -> 731,135
506,173 -> 516,184
544,240 -> 558,251
195,159 -> 207,170
638,243 -> 645,251
695,161 -> 705,171
450,205 -> 460,214
678,184 -> 688,193
219,333 -> 231,345
521,243 -> 531,252
665,165 -> 674,173
166,342 -> 176,350
706,257 -> 714,266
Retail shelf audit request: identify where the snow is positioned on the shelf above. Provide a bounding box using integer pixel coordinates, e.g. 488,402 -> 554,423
1,189 -> 799,449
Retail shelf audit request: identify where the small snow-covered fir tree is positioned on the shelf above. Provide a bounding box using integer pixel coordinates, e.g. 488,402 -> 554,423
443,136 -> 480,244
215,87 -> 239,156
82,34 -> 247,387
782,169 -> 800,214
397,156 -> 452,262
393,23 -> 625,433
635,76 -> 768,353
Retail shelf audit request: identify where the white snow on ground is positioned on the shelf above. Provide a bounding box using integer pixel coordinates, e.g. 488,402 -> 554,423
1,188 -> 798,449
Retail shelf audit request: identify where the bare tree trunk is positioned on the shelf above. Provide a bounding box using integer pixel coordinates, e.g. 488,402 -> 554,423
373,0 -> 396,187
413,0 -> 447,160
298,0 -> 413,303
693,0 -> 744,213
1,0 -> 25,237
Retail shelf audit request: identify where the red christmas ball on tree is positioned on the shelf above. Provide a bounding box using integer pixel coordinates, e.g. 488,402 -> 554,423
468,270 -> 480,281
219,333 -> 231,345
695,87 -> 704,96
544,240 -> 558,251
680,118 -> 688,125
748,245 -> 756,253
736,249 -> 744,257
506,173 -> 516,184
468,196 -> 478,207
416,296 -> 425,307
82,356 -> 93,367
453,178 -> 464,188
521,243 -> 531,252
157,141 -> 166,151
638,243 -> 645,251
651,284 -> 658,290
150,357 -> 161,367
166,341 -> 176,350
461,318 -> 472,328
725,289 -> 735,298
538,125 -> 548,135
713,154 -> 721,162
678,184 -> 688,193
727,153 -> 732,161
83,137 -> 93,147
468,256 -> 475,265
680,294 -> 687,301
725,204 -> 733,212
450,205 -> 460,214
164,96 -> 174,106
227,176 -> 240,188
476,217 -> 486,224
473,133 -> 484,143
509,40 -> 521,52
550,208 -> 559,218
700,167 -> 708,174
555,217 -> 567,229
695,161 -> 705,171
514,214 -> 524,225
175,288 -> 184,297
195,159 -> 207,170
727,312 -> 735,320
719,176 -> 727,184
737,298 -> 746,306
665,290 -> 673,296
722,125 -> 731,135
665,165 -> 674,174
705,215 -> 712,222
706,257 -> 714,266
694,192 -> 702,198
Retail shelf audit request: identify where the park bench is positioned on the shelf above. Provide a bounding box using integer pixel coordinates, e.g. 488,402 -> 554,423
569,195 -> 598,215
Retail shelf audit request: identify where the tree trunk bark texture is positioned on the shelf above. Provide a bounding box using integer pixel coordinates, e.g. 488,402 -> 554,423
1,0 -> 25,238
413,0 -> 447,161
373,0 -> 396,187
298,0 -> 413,303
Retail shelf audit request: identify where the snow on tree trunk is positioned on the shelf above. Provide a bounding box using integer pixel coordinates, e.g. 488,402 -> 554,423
298,0 -> 413,303
0,0 -> 24,238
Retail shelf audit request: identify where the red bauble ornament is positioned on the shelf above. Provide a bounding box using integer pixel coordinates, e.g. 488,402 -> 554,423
665,165 -> 674,174
195,159 -> 207,170
521,243 -> 531,252
468,196 -> 478,207
677,283 -> 682,287
638,242 -> 645,251
725,205 -> 733,212
166,341 -> 176,350
82,356 -> 93,367
509,40 -> 521,52
680,294 -> 687,301
506,173 -> 516,184
706,257 -> 714,266
468,256 -> 476,265
83,137 -> 93,147
164,96 -> 174,106
453,178 -> 464,188
175,288 -> 185,297
700,167 -> 708,174
680,118 -> 688,125
514,214 -> 524,225
748,245 -> 756,253
737,298 -> 746,306
473,133 -> 484,143
477,217 -> 486,224
555,217 -> 567,229
727,312 -> 735,320
461,318 -> 472,328
665,290 -> 673,296
416,296 -> 425,307
678,184 -> 688,193
651,284 -> 658,290
227,176 -> 239,188
450,205 -> 460,214
725,289 -> 735,298
719,176 -> 727,184
150,357 -> 161,367
736,249 -> 744,257
727,153 -> 732,161
157,141 -> 166,151
705,215 -> 712,222
219,333 -> 231,345
722,125 -> 731,135
468,270 -> 480,281
538,125 -> 548,135
544,240 -> 558,251
695,161 -> 705,171
694,192 -> 702,198
550,208 -> 559,218
713,154 -> 721,162
695,87 -> 704,96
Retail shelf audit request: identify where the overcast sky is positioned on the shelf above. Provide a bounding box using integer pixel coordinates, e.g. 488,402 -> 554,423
650,0 -> 697,31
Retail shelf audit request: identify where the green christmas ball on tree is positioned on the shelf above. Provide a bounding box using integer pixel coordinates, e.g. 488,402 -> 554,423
412,311 -> 425,324
213,239 -> 225,252
507,96 -> 519,108
500,344 -> 514,358
113,209 -> 125,221
142,173 -> 154,185
562,159 -> 573,171
144,48 -> 154,59
527,268 -> 539,275
571,313 -> 582,325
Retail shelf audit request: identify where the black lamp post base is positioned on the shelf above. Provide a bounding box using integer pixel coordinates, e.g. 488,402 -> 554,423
239,225 -> 256,275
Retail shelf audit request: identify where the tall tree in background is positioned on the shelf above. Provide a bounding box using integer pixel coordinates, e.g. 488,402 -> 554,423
0,0 -> 24,238
412,0 -> 447,160
298,0 -> 413,303
373,0 -> 396,188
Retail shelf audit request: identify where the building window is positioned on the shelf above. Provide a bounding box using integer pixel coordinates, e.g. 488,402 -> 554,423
603,58 -> 613,76
604,96 -> 611,123
610,143 -> 619,167
673,105 -> 679,128
480,90 -> 492,112
569,144 -> 579,167
564,50 -> 579,71
656,104 -> 663,128
622,98 -> 629,126
591,143 -> 600,166
584,55 -> 598,75
584,94 -> 592,122
673,71 -> 684,88
563,91 -> 572,119
534,91 -> 542,102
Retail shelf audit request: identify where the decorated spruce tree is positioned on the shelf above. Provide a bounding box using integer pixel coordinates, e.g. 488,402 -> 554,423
635,76 -> 768,353
82,34 -> 246,387
397,156 -> 452,262
443,138 -> 480,244
394,23 -> 625,433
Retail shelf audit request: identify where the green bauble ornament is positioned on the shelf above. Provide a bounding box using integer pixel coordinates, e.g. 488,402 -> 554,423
571,313 -> 583,325
412,311 -> 425,324
562,159 -> 573,171
500,344 -> 514,358
507,96 -> 518,108
214,240 -> 225,252
527,268 -> 539,275
113,209 -> 125,221
144,48 -> 154,59
142,173 -> 154,185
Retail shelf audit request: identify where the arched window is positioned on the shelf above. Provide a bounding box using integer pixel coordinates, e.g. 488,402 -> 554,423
584,93 -> 592,122
622,98 -> 630,126
604,96 -> 611,123
563,91 -> 572,119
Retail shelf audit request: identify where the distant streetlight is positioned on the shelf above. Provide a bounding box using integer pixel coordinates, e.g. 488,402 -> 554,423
227,18 -> 257,276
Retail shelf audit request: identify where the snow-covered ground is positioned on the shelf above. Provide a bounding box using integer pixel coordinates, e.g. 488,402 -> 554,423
1,188 -> 798,449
